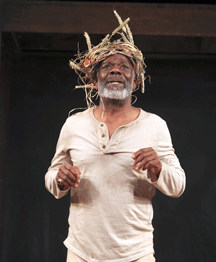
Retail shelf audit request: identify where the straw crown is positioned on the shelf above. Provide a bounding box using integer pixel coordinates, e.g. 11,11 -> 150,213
69,10 -> 147,107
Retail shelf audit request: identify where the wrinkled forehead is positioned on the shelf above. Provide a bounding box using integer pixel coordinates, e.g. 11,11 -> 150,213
100,53 -> 134,67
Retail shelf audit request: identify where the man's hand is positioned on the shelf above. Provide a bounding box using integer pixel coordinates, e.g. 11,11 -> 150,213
56,163 -> 81,190
131,147 -> 162,182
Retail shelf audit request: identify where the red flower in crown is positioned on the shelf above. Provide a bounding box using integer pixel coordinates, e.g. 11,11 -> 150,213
84,58 -> 90,68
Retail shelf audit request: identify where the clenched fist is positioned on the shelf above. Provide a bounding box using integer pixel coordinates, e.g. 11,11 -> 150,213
56,163 -> 81,190
131,147 -> 162,182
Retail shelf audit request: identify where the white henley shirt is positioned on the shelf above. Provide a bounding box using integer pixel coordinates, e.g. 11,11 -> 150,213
45,107 -> 186,262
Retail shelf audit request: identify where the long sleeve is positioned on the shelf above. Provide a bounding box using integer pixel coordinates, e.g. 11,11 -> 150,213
45,121 -> 71,199
151,120 -> 186,198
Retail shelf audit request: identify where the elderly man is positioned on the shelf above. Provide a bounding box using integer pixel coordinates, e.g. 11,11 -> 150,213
45,11 -> 185,262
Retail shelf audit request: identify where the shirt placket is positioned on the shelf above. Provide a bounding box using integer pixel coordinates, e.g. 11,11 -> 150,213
98,123 -> 109,151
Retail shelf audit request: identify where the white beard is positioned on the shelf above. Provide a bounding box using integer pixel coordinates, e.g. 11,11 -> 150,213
97,79 -> 133,100
99,88 -> 131,100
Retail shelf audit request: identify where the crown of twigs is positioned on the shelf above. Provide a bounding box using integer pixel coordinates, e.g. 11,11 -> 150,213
69,10 -> 148,107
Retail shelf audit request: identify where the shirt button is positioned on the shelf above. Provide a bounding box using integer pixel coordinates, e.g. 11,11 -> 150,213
102,134 -> 105,138
102,145 -> 106,149
100,124 -> 104,127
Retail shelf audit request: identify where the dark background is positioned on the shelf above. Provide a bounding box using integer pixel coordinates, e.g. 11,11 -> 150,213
1,1 -> 216,262
1,55 -> 216,262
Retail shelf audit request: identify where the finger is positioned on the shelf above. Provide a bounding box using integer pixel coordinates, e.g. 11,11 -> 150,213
137,151 -> 159,170
135,155 -> 156,171
131,150 -> 154,167
131,149 -> 144,159
59,167 -> 78,184
144,160 -> 162,175
63,174 -> 80,188
62,164 -> 81,180
73,166 -> 82,176
57,164 -> 81,189
131,147 -> 154,160
64,164 -> 81,177
58,170 -> 80,188
141,159 -> 157,171
131,153 -> 151,167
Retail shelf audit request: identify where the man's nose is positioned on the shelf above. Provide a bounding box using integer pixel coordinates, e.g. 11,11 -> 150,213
110,66 -> 121,75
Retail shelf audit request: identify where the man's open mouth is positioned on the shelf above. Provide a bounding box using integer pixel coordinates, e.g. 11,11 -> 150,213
107,81 -> 123,84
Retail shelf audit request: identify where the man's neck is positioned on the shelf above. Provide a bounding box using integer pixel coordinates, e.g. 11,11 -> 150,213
93,96 -> 140,138
94,96 -> 138,122
101,94 -> 130,110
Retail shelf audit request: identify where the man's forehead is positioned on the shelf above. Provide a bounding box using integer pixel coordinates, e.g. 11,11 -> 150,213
102,54 -> 131,64
99,54 -> 134,68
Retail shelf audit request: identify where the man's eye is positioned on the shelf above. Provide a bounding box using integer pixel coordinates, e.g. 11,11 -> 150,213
103,65 -> 110,69
122,65 -> 128,69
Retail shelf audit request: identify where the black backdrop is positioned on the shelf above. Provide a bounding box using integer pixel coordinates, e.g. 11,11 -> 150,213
2,56 -> 216,262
